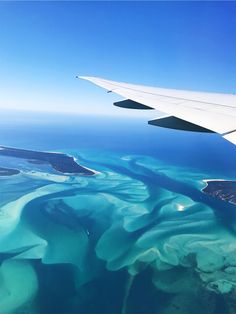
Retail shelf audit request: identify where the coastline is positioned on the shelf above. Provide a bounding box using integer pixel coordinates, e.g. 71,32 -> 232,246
0,145 -> 97,176
201,179 -> 236,205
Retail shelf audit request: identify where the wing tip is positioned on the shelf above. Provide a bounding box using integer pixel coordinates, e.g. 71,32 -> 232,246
76,75 -> 98,81
76,75 -> 89,80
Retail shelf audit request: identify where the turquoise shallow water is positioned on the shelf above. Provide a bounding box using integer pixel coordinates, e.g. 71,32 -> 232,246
0,111 -> 236,314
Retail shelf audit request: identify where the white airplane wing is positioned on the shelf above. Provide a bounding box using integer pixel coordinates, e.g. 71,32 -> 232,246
78,76 -> 236,145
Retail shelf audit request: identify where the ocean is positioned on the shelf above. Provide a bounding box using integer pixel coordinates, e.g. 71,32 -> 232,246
0,110 -> 236,314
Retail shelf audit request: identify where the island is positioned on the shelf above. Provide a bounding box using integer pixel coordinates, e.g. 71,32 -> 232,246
0,166 -> 20,176
0,146 -> 95,175
202,180 -> 236,205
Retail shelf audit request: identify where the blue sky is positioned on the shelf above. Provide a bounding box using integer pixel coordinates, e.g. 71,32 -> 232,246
0,1 -> 235,116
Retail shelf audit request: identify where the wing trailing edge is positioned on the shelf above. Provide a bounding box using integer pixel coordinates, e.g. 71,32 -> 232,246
224,131 -> 236,145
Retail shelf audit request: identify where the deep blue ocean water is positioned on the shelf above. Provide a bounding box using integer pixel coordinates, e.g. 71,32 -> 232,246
0,110 -> 236,314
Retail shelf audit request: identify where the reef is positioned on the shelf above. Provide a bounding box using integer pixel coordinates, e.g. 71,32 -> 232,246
0,151 -> 236,313
0,166 -> 20,176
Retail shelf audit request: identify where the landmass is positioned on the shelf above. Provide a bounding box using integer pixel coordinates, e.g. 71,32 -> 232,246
202,180 -> 236,205
0,167 -> 20,176
0,146 -> 95,175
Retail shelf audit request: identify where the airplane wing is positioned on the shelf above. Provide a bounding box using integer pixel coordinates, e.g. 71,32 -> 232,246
78,76 -> 236,145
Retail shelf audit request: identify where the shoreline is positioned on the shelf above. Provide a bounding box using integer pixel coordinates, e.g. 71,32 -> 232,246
201,179 -> 236,205
0,145 -> 97,176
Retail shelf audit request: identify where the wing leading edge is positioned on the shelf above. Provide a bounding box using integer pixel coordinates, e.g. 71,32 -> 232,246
78,76 -> 236,145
